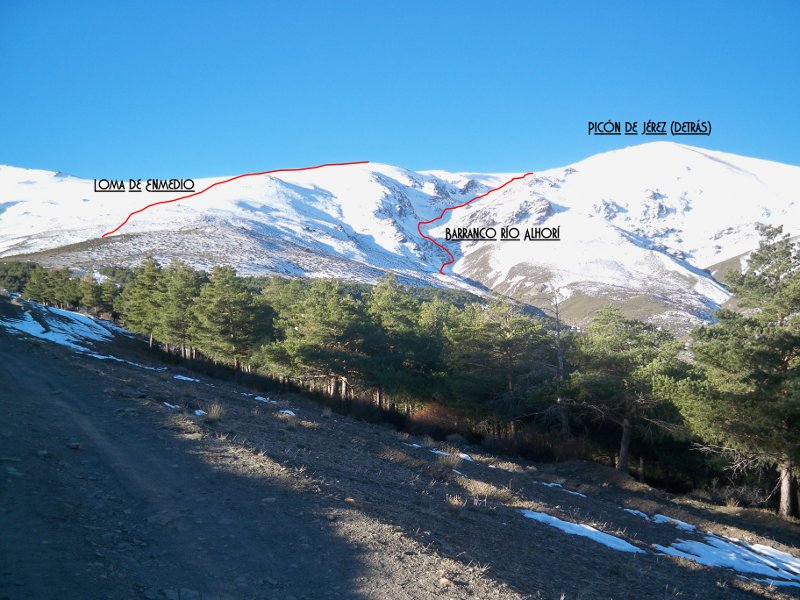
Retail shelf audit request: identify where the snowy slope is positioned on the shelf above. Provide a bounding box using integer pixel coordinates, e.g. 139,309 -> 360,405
431,143 -> 800,327
1,143 -> 798,329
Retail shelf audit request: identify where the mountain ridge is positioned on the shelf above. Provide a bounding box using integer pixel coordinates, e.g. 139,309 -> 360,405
2,142 -> 798,330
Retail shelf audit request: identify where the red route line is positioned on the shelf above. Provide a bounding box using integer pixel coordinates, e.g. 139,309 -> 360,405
417,172 -> 535,274
101,161 -> 370,238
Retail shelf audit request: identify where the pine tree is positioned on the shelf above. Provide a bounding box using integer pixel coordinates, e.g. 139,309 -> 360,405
79,273 -> 103,313
100,279 -> 119,316
115,258 -> 165,347
191,266 -> 256,368
671,225 -> 800,517
158,261 -> 203,358
23,267 -> 50,303
0,261 -> 40,293
261,279 -> 367,397
571,308 -> 682,472
365,275 -> 433,402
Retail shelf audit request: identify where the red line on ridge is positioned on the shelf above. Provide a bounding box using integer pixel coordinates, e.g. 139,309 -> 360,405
101,161 -> 370,238
417,172 -> 534,274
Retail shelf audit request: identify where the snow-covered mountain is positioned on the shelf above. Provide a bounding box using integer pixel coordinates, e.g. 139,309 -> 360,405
1,142 -> 798,330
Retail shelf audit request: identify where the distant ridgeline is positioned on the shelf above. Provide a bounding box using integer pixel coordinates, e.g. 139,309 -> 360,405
2,226 -> 799,519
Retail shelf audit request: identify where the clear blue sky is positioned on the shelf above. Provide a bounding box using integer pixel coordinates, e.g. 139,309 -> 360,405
1,1 -> 798,178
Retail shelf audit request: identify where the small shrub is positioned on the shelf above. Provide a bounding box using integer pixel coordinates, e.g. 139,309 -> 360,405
204,402 -> 224,423
708,480 -> 767,508
437,445 -> 464,468
445,494 -> 467,511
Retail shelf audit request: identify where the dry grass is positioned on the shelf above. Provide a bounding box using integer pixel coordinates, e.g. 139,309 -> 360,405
421,434 -> 437,448
445,493 -> 467,512
437,445 -> 464,468
460,478 -> 515,503
486,458 -> 526,474
203,402 -> 224,423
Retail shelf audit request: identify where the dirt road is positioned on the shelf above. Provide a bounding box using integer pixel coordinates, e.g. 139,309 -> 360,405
0,333 -> 527,600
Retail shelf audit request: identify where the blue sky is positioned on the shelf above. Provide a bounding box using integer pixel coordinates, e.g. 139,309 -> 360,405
1,1 -> 798,178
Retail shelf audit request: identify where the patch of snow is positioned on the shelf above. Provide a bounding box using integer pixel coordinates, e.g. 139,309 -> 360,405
1,302 -> 166,371
163,402 -> 178,409
254,395 -> 278,404
623,509 -> 696,531
1,311 -> 90,350
561,489 -> 588,498
46,307 -> 114,342
651,514 -> 696,532
654,534 -> 800,584
520,510 -> 644,554
540,482 -> 587,498
194,409 -> 207,416
173,375 -> 199,382
85,352 -> 166,371
452,469 -> 466,476
458,453 -> 473,462
279,409 -> 296,417
750,578 -> 800,588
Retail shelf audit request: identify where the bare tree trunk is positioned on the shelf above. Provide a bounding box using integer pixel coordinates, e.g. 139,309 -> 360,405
148,332 -> 154,349
639,456 -> 645,483
616,414 -> 632,472
558,400 -> 571,440
552,292 -> 571,440
779,460 -> 799,518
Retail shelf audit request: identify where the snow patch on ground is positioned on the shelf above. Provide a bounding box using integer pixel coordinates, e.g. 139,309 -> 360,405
520,510 -> 644,554
622,508 -> 695,531
654,534 -> 800,585
85,352 -> 167,371
173,375 -> 200,382
428,448 -> 473,461
540,482 -> 587,498
2,311 -> 95,350
254,396 -> 278,404
0,305 -> 165,370
651,514 -> 696,532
